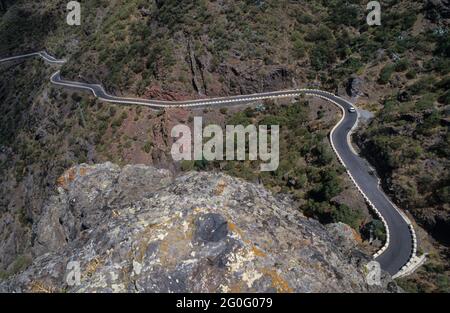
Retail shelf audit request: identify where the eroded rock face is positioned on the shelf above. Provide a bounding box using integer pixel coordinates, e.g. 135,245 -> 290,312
0,163 -> 395,293
346,75 -> 365,98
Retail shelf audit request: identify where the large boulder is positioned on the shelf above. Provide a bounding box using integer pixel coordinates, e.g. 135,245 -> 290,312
1,163 -> 396,292
346,75 -> 365,98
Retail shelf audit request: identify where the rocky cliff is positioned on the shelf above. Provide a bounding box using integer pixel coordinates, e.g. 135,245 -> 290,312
0,163 -> 396,292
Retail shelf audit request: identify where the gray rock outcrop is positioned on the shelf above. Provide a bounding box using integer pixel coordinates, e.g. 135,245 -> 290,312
346,75 -> 365,98
0,163 -> 396,292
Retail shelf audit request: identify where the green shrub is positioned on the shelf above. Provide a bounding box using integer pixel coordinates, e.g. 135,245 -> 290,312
331,204 -> 363,230
311,171 -> 342,202
180,160 -> 195,171
395,59 -> 410,72
408,77 -> 437,95
416,94 -> 436,110
406,69 -> 417,79
361,220 -> 387,242
438,91 -> 450,105
292,39 -> 307,59
314,144 -> 333,166
436,186 -> 450,204
378,64 -> 395,84
142,140 -> 152,153
310,43 -> 336,71
435,33 -> 450,57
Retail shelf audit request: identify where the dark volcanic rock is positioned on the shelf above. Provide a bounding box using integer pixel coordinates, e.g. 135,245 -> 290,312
0,163 -> 396,293
397,91 -> 412,103
346,75 -> 365,98
195,213 -> 228,243
425,0 -> 450,21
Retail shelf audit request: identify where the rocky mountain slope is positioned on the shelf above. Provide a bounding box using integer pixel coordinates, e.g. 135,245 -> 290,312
0,0 -> 448,292
0,61 -> 379,285
0,163 -> 396,292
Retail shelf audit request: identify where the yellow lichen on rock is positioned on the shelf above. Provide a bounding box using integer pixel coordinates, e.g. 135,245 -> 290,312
214,180 -> 227,196
261,268 -> 293,293
85,256 -> 103,278
29,280 -> 56,293
56,166 -> 91,189
251,246 -> 267,258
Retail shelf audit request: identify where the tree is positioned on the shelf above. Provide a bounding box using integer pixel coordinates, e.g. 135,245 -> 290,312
292,39 -> 306,59
378,64 -> 395,84
311,170 -> 342,201
435,33 -> 450,58
314,144 -> 333,166
310,43 -> 336,71
331,204 -> 363,230
361,220 -> 386,242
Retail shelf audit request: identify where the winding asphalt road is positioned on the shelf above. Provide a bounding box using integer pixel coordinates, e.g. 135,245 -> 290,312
0,51 -> 414,276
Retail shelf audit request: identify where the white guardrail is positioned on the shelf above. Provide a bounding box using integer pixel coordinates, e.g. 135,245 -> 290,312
1,52 -> 420,277
316,93 -> 392,258
310,91 -> 419,278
